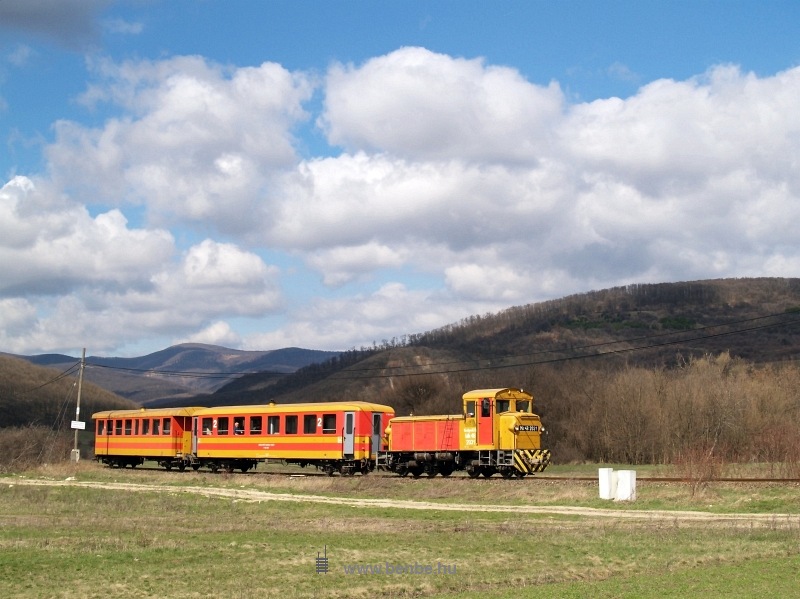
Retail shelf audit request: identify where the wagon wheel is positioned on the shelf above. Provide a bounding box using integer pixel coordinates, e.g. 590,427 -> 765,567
515,472 -> 526,479
481,469 -> 495,478
501,470 -> 515,479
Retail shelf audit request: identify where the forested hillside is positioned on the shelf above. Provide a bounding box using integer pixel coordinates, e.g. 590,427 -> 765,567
195,278 -> 800,468
0,355 -> 134,429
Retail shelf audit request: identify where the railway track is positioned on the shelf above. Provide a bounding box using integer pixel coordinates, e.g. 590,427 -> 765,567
116,464 -> 800,483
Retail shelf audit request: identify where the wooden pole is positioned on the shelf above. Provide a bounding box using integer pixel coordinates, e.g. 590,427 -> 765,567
71,348 -> 86,462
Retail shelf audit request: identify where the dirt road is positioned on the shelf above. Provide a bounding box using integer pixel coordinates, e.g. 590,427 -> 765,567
7,476 -> 800,527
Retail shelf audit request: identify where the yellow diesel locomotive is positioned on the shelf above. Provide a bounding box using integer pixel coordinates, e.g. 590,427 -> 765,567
379,388 -> 550,478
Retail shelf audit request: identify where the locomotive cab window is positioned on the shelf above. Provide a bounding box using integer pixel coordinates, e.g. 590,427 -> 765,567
481,399 -> 491,418
322,414 -> 336,434
202,417 -> 213,435
496,400 -> 510,413
303,414 -> 316,434
517,400 -> 530,412
268,416 -> 280,435
286,415 -> 298,434
466,401 -> 476,418
249,416 -> 262,434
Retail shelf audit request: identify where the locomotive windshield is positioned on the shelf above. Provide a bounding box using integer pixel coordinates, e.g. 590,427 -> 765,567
516,400 -> 530,412
496,400 -> 510,413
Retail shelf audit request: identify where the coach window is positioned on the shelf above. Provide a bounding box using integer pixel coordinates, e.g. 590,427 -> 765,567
268,416 -> 280,435
134,420 -> 140,435
98,420 -> 105,435
142,419 -> 150,435
115,420 -> 123,435
163,418 -> 171,435
303,414 -> 316,434
322,414 -> 336,434
234,417 -> 245,434
124,419 -> 132,435
250,416 -> 262,434
153,418 -> 160,435
286,415 -> 298,435
218,417 -> 229,435
202,417 -> 213,435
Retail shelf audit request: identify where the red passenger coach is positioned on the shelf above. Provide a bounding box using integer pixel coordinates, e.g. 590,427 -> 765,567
191,401 -> 395,475
93,407 -> 203,469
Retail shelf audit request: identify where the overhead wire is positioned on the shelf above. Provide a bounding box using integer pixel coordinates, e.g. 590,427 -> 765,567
68,308 -> 800,383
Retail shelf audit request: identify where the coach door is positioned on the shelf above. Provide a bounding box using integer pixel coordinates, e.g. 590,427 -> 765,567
343,412 -> 355,457
191,417 -> 199,454
371,413 -> 383,459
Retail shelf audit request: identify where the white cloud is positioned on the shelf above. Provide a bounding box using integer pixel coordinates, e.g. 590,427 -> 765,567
5,49 -> 800,356
46,55 -> 314,235
320,47 -> 564,162
180,321 -> 241,347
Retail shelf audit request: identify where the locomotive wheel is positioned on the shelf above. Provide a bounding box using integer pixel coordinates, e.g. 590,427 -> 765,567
482,469 -> 495,478
410,466 -> 425,478
467,467 -> 480,479
501,470 -> 515,479
439,467 -> 453,477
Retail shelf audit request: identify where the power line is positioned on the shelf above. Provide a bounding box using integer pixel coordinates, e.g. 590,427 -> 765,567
18,361 -> 81,393
330,311 -> 800,380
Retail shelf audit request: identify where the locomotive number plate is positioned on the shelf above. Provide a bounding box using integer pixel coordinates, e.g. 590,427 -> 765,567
515,425 -> 539,432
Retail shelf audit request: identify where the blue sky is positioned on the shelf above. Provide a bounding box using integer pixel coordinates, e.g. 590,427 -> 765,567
1,1 -> 799,357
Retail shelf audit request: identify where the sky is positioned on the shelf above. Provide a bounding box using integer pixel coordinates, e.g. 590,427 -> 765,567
1,1 -> 799,358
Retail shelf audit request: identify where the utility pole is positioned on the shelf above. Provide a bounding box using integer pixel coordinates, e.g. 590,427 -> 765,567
71,348 -> 86,463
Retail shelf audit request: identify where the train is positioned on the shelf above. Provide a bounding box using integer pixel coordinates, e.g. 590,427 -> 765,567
91,388 -> 551,478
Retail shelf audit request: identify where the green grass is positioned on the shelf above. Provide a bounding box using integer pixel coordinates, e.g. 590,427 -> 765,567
2,463 -> 800,598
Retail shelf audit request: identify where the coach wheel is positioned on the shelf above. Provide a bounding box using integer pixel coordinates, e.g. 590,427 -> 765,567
164,463 -> 172,471
210,463 -> 219,473
225,464 -> 235,474
192,464 -> 200,471
178,463 -> 187,472
240,466 -> 249,473
130,462 -> 137,469
324,465 -> 336,476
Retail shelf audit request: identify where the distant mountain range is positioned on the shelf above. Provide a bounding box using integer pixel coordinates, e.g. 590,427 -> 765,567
8,344 -> 340,405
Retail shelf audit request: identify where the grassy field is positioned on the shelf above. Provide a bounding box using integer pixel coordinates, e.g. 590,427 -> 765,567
1,462 -> 799,598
